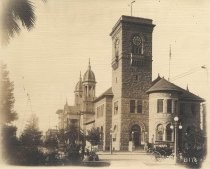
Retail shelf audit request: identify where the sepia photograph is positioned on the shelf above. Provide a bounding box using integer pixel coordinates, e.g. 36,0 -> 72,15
0,0 -> 209,169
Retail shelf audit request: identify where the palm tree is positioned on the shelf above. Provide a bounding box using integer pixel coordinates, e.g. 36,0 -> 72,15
1,0 -> 45,45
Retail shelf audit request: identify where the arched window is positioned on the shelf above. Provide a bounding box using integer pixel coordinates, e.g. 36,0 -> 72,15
114,38 -> 119,61
166,124 -> 172,141
156,124 -> 164,141
100,126 -> 103,142
113,125 -> 117,141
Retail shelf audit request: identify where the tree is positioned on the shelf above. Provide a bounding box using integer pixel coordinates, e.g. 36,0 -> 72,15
182,128 -> 206,168
0,63 -> 17,125
0,63 -> 19,164
60,123 -> 85,163
86,127 -> 101,146
1,125 -> 20,164
20,114 -> 43,147
1,0 -> 46,45
44,131 -> 58,151
19,114 -> 45,165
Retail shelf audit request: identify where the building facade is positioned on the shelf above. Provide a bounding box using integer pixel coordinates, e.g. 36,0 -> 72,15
56,15 -> 204,151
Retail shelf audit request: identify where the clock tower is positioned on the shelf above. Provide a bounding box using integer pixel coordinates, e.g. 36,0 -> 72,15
110,16 -> 155,150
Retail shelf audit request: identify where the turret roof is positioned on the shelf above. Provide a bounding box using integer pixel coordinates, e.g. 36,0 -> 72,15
147,77 -> 204,101
83,59 -> 96,83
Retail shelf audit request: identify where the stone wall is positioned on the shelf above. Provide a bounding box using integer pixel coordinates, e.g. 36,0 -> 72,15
94,96 -> 113,151
148,92 -> 202,144
110,16 -> 155,151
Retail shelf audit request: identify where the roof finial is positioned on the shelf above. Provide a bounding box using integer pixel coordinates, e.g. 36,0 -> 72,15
65,98 -> 68,105
88,58 -> 91,69
80,71 -> 82,80
186,84 -> 189,91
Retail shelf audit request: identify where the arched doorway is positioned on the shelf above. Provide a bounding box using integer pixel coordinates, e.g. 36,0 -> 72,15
156,124 -> 164,141
131,124 -> 141,147
166,124 -> 172,141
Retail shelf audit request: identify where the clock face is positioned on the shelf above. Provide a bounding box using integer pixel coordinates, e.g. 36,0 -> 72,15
133,36 -> 142,46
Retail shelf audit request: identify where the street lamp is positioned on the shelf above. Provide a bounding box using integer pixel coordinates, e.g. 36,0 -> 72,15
170,116 -> 182,163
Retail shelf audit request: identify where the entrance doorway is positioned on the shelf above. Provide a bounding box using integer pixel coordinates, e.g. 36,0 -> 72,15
131,124 -> 141,147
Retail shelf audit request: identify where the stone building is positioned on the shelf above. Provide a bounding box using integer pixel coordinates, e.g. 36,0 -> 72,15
147,77 -> 204,148
56,15 -> 205,151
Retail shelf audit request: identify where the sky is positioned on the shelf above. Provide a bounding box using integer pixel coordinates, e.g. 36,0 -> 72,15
1,0 -> 210,134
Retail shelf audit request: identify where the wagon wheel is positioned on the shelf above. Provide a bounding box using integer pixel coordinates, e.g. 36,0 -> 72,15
152,151 -> 163,161
147,148 -> 154,154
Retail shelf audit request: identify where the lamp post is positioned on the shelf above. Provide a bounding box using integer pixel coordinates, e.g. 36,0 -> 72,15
170,116 -> 182,163
131,131 -> 134,151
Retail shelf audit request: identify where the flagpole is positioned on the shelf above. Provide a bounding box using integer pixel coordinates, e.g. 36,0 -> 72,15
169,45 -> 171,81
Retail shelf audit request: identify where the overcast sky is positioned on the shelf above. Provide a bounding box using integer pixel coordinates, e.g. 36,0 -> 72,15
1,0 -> 210,133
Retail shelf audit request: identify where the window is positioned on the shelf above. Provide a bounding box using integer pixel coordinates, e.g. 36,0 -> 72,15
101,104 -> 104,116
115,38 -> 119,62
113,125 -> 117,142
114,101 -> 118,115
130,100 -> 135,113
156,124 -> 164,141
180,103 -> 185,115
167,99 -> 172,113
132,75 -> 138,82
166,124 -> 172,141
96,107 -> 100,118
137,100 -> 142,113
85,86 -> 87,96
191,104 -> 196,115
100,126 -> 104,141
174,100 -> 177,114
157,99 -> 163,113
96,104 -> 104,118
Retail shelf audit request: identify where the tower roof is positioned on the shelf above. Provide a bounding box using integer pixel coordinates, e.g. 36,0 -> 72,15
147,77 -> 204,102
83,59 -> 96,83
110,15 -> 155,36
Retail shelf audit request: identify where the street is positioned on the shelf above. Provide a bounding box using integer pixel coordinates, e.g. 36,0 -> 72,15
97,152 -> 187,169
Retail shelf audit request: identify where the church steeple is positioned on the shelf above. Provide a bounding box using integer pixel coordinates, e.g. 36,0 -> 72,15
64,98 -> 69,110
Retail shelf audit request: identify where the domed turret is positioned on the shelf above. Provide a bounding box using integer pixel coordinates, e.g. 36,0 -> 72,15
74,72 -> 83,92
82,59 -> 96,113
83,60 -> 96,83
74,72 -> 83,108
